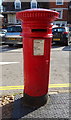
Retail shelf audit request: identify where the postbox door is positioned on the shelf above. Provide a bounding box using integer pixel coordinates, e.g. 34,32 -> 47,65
23,37 -> 51,96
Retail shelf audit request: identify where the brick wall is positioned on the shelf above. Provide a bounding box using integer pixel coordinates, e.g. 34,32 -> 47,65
49,2 -> 68,22
49,2 -> 68,8
2,2 -> 49,11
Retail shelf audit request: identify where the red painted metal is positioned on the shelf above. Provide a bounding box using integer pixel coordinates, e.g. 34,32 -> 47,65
16,9 -> 59,97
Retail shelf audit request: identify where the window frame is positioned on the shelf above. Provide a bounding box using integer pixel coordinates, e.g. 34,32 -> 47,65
56,0 -> 63,5
30,0 -> 37,8
56,9 -> 63,19
14,0 -> 21,10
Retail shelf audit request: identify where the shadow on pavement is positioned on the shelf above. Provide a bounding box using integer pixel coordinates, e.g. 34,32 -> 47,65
1,93 -> 69,119
0,45 -> 23,53
1,97 -> 38,119
52,45 -> 62,49
12,97 -> 39,119
62,45 -> 71,51
52,44 -> 65,50
52,44 -> 71,51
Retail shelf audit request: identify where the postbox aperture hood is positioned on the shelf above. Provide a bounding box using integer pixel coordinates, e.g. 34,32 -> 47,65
16,8 -> 59,24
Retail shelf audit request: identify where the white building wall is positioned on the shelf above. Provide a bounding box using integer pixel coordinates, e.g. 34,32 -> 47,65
51,8 -> 68,26
53,21 -> 67,27
8,14 -> 16,24
8,14 -> 21,24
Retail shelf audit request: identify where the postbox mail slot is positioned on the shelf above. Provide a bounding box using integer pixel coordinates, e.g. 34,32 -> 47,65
32,29 -> 47,32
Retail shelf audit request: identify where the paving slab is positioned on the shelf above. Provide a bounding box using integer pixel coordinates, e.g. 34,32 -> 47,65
11,92 -> 70,119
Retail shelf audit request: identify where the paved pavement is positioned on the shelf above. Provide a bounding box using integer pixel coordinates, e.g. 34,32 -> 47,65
1,92 -> 70,119
0,44 -> 71,119
13,93 -> 70,119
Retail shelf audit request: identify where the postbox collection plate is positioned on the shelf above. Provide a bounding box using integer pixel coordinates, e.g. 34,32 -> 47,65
33,39 -> 44,56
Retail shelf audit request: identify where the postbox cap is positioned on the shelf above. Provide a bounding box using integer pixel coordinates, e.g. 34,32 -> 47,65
16,8 -> 59,24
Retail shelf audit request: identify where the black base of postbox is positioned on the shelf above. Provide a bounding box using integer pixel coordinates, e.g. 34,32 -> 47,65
23,93 -> 48,108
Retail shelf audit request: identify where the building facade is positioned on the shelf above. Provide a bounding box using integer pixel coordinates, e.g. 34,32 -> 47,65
1,0 -> 71,27
68,1 -> 71,25
49,0 -> 69,27
2,0 -> 49,27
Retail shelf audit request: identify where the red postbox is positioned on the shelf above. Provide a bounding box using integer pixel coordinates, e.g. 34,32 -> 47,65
16,9 -> 59,107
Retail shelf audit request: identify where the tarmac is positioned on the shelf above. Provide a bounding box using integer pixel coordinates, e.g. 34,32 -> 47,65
1,91 -> 70,119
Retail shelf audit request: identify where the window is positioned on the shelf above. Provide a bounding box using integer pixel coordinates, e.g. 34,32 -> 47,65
31,2 -> 37,8
56,0 -> 63,5
69,27 -> 71,31
16,3 -> 20,9
52,28 -> 65,32
31,0 -> 37,8
62,24 -> 65,27
16,20 -> 21,24
7,26 -> 22,32
56,24 -> 60,27
57,10 -> 63,19
3,7 -> 6,12
14,0 -> 21,9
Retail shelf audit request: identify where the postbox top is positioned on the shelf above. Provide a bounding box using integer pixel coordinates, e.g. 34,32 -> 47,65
19,8 -> 58,13
16,8 -> 59,24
